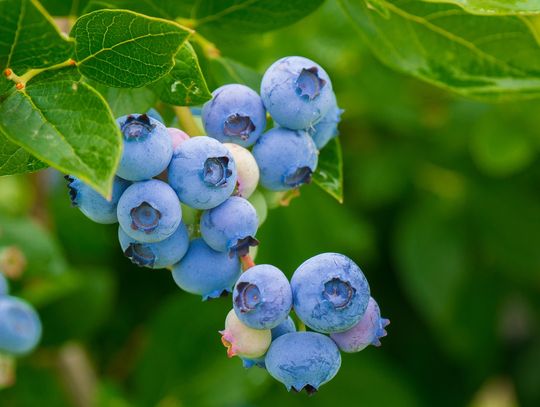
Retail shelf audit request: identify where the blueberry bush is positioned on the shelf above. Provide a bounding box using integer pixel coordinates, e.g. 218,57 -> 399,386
1,0 -> 540,406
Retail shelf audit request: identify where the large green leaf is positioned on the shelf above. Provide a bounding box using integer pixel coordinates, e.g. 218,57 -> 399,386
40,0 -> 91,16
71,9 -> 191,88
0,68 -> 121,197
191,0 -> 326,35
207,57 -> 262,91
0,130 -> 46,175
0,0 -> 73,73
153,42 -> 211,106
313,137 -> 344,203
97,0 -> 324,36
422,0 -> 540,15
92,83 -> 158,117
339,0 -> 540,100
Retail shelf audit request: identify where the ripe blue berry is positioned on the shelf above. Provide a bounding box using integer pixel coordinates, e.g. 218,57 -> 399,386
220,309 -> 271,359
171,239 -> 241,300
118,222 -> 189,269
265,332 -> 341,394
0,274 -> 8,296
252,127 -> 318,191
116,114 -> 173,181
0,296 -> 42,355
233,264 -> 292,329
200,196 -> 259,257
308,93 -> 343,149
202,84 -> 266,147
241,316 -> 296,369
291,253 -> 370,333
168,136 -> 237,210
270,316 -> 296,339
330,297 -> 390,352
117,179 -> 181,243
65,176 -> 130,224
224,143 -> 259,199
260,56 -> 334,129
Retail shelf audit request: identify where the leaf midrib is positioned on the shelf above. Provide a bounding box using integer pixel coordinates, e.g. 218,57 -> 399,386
366,0 -> 533,78
77,31 -> 185,65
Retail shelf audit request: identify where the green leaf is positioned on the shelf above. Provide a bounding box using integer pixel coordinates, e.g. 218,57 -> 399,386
339,0 -> 540,100
153,42 -> 211,106
313,137 -> 343,203
71,9 -> 192,88
0,0 -> 73,72
92,83 -> 158,117
0,130 -> 46,175
95,0 -> 325,36
422,0 -> 540,15
0,68 -> 121,197
192,0 -> 326,35
39,0 -> 91,16
207,57 -> 262,91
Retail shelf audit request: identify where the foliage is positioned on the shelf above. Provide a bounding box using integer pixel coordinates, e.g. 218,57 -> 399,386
1,0 -> 540,406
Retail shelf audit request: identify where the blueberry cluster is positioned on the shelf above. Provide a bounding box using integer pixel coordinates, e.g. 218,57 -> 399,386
0,274 -> 42,357
64,56 -> 388,393
221,253 -> 389,394
66,56 -> 342,294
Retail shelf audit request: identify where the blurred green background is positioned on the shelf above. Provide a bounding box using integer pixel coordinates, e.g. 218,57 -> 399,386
2,1 -> 540,406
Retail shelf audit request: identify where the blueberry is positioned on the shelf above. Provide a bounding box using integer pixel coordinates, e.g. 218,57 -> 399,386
117,179 -> 181,243
171,238 -> 241,300
252,127 -> 318,191
241,316 -> 297,369
118,222 -> 189,269
291,253 -> 370,333
200,196 -> 259,257
202,84 -> 266,147
0,274 -> 8,296
265,332 -> 341,394
271,316 -> 296,339
0,296 -> 42,355
168,136 -> 237,210
330,297 -> 390,352
307,93 -> 343,149
233,265 -> 292,329
116,114 -> 173,181
260,56 -> 334,129
220,309 -> 271,359
223,143 -> 260,199
65,175 -> 130,224
168,127 -> 190,154
146,108 -> 164,124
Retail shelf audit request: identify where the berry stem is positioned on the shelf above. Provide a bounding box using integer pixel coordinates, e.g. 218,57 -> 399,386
298,321 -> 306,332
4,59 -> 76,90
240,254 -> 255,271
279,189 -> 301,206
174,106 -> 203,136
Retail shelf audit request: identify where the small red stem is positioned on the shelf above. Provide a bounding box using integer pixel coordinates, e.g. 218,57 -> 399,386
240,255 -> 255,271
